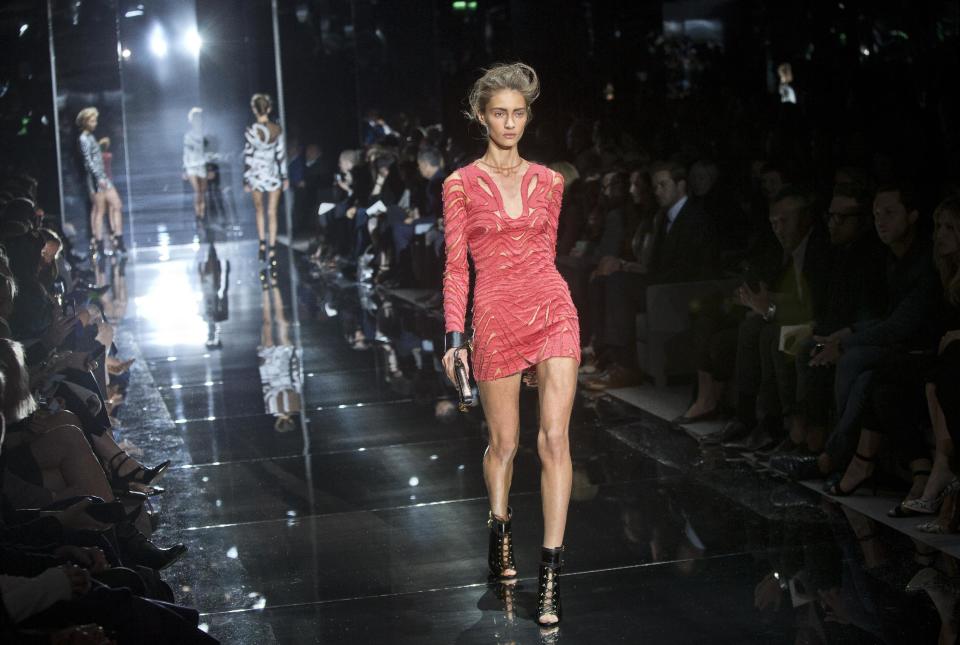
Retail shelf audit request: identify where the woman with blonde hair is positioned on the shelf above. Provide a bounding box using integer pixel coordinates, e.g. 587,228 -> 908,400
183,107 -> 210,226
242,94 -> 288,274
76,107 -> 125,256
441,62 -> 579,628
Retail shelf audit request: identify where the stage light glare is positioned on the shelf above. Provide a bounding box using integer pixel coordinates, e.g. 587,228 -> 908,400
19,24 -> 29,37
121,48 -> 132,59
149,27 -> 168,58
183,28 -> 202,56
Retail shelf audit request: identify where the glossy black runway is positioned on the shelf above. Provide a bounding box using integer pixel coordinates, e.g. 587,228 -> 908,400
112,238 -> 932,644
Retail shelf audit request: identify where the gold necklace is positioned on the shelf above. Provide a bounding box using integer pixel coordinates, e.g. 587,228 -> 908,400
477,158 -> 524,175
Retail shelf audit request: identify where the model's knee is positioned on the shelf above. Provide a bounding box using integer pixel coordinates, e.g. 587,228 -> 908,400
537,424 -> 569,461
487,436 -> 518,464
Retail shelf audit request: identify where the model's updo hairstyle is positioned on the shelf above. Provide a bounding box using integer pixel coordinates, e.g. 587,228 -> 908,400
250,93 -> 272,117
188,106 -> 203,125
75,106 -> 98,129
464,62 -> 540,128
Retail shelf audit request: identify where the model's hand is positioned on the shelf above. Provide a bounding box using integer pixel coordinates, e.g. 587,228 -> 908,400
283,180 -> 290,191
442,347 -> 470,387
98,179 -> 108,189
244,184 -> 252,193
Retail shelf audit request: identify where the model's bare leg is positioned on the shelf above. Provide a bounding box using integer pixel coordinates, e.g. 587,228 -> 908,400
252,190 -> 266,242
105,187 -> 123,237
267,188 -> 281,247
90,192 -> 106,246
189,176 -> 207,219
477,372 -> 522,577
536,357 -> 577,548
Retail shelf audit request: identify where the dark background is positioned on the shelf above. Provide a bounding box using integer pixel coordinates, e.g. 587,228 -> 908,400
1,0 -> 958,240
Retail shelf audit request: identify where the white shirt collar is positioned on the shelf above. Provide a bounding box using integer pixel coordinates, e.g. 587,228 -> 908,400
666,195 -> 688,230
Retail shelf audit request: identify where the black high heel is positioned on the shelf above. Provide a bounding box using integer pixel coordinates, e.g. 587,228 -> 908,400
537,545 -> 564,627
268,244 -> 279,277
487,507 -> 517,581
107,451 -> 170,492
258,240 -> 267,265
824,452 -> 878,497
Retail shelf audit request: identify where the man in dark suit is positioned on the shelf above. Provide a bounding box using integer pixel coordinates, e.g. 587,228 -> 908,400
584,160 -> 719,390
719,186 -> 833,450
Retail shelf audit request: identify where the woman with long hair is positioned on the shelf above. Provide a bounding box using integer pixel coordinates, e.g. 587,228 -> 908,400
242,94 -> 288,274
441,62 -> 580,628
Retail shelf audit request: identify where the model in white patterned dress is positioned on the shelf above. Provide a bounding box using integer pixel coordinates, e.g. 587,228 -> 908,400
243,93 -> 288,274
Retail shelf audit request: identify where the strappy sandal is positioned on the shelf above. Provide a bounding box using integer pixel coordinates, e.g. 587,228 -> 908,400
487,508 -> 517,582
107,451 -> 170,493
888,469 -> 936,517
824,452 -> 878,497
537,545 -> 564,627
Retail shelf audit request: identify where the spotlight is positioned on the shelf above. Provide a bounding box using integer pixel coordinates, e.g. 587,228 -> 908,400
122,48 -> 132,59
19,23 -> 28,37
149,26 -> 168,58
183,28 -> 202,56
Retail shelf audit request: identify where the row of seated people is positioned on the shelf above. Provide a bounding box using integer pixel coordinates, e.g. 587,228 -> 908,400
305,120 -> 960,543
0,175 -> 215,643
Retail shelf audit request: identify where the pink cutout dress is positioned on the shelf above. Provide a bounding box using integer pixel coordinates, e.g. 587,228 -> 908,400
442,162 -> 581,381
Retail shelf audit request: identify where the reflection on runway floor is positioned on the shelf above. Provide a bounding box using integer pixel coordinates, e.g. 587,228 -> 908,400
116,238 -> 938,644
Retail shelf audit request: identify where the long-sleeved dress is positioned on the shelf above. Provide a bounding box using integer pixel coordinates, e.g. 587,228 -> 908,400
442,162 -> 581,381
78,131 -> 112,194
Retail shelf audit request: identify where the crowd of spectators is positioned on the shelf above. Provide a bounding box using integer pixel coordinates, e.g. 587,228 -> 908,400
0,174 -> 213,642
298,85 -> 960,634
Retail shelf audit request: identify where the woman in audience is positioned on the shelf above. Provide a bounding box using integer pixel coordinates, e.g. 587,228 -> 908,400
1,338 -> 186,571
825,197 -> 960,521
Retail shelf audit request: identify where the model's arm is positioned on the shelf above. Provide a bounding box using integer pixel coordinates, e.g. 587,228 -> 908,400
547,170 -> 565,259
242,127 -> 254,187
442,171 -> 469,334
275,130 -> 288,182
80,134 -> 107,185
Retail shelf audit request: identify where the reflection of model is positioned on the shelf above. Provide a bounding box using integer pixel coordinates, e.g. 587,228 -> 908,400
242,93 -> 288,271
258,281 -> 302,432
183,107 -> 211,225
198,243 -> 229,349
76,107 -> 125,256
441,63 -> 578,629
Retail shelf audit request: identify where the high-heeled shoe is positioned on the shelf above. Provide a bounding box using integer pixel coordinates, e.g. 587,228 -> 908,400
487,508 -> 517,582
268,245 -> 279,278
824,452 -> 878,497
107,451 -> 170,492
115,519 -> 187,571
888,469 -> 936,517
258,240 -> 267,265
537,545 -> 564,627
918,481 -> 960,534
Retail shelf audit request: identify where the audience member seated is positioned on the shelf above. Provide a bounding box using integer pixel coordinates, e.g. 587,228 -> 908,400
714,187 -> 832,450
582,159 -> 719,390
771,183 -> 941,483
816,197 -> 960,516
773,181 -> 887,456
